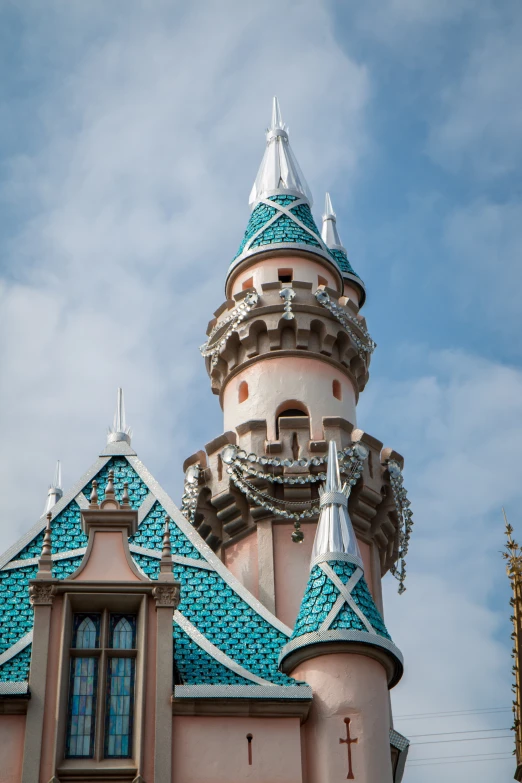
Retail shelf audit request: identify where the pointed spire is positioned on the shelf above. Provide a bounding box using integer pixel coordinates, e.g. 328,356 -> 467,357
321,193 -> 345,251
43,460 -> 63,515
107,387 -> 132,445
159,516 -> 175,582
248,97 -> 313,208
312,440 -> 362,563
37,512 -> 53,577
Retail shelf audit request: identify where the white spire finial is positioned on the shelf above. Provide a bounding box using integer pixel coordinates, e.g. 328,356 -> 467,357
271,96 -> 285,131
107,387 -> 132,445
311,440 -> 362,563
43,460 -> 63,515
248,97 -> 313,208
321,192 -> 345,250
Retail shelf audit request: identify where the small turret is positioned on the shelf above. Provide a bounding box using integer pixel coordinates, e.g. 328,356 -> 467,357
321,193 -> 365,304
42,461 -> 63,515
279,440 -> 403,686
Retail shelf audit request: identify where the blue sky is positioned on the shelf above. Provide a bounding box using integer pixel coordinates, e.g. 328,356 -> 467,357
0,2 -> 521,779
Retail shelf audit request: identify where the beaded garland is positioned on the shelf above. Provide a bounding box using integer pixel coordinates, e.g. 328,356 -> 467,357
387,461 -> 414,594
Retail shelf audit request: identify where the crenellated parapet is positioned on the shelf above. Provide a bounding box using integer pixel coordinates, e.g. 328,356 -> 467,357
182,416 -> 408,584
201,281 -> 374,399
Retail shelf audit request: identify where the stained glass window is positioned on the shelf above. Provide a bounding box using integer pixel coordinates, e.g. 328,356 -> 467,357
65,657 -> 98,757
72,614 -> 100,648
110,615 -> 136,649
105,656 -> 135,757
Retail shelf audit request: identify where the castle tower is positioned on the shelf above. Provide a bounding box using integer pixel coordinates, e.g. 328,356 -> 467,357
183,98 -> 412,780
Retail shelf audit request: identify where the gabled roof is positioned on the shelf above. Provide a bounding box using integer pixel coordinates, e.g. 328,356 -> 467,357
0,443 -> 310,699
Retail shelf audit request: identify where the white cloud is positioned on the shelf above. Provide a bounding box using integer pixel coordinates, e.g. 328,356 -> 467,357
0,1 -> 370,549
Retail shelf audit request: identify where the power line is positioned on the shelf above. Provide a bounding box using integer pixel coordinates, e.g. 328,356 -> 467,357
413,735 -> 512,746
408,751 -> 515,763
408,755 -> 512,768
395,707 -> 510,721
408,727 -> 511,738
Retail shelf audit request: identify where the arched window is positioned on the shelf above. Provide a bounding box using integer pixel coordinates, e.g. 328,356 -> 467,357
66,612 -> 136,760
73,615 -> 99,649
238,381 -> 249,403
111,616 -> 135,649
276,403 -> 309,439
333,379 -> 342,400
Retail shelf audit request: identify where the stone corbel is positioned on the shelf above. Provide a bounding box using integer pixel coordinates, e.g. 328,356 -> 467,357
29,582 -> 55,605
152,584 -> 180,609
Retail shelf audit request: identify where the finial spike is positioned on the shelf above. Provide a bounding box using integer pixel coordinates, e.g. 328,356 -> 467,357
105,470 -> 115,500
36,512 -> 53,577
121,482 -> 130,507
312,440 -> 362,564
324,192 -> 335,218
271,96 -> 284,130
107,387 -> 132,445
321,192 -> 344,250
159,516 -> 174,580
249,97 -> 313,208
43,460 -> 64,515
89,479 -> 99,509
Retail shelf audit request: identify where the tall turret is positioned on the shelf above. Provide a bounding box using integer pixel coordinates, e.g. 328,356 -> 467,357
183,97 -> 413,780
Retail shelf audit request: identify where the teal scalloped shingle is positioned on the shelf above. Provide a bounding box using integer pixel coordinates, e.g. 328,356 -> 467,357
234,194 -> 324,260
84,457 -> 148,509
0,564 -> 37,654
174,626 -> 251,685
0,644 -> 31,683
329,248 -> 360,280
291,559 -> 392,642
130,502 -> 202,560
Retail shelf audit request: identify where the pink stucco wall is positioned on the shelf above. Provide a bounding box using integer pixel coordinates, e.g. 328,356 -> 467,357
291,654 -> 393,783
273,522 -> 315,627
172,716 -> 302,783
223,531 -> 259,600
73,531 -> 140,581
223,356 -> 357,441
0,715 -> 25,783
228,255 -> 340,299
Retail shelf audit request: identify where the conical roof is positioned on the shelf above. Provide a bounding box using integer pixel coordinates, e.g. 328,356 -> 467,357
279,440 -> 403,687
228,99 -> 343,285
321,193 -> 366,303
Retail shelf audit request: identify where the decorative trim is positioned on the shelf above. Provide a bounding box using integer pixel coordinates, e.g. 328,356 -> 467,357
320,562 -> 374,634
0,681 -> 29,695
0,456 -> 110,571
74,492 -> 89,510
174,684 -> 312,700
128,456 -> 293,637
0,631 -> 33,667
129,544 -> 214,571
99,440 -> 137,457
29,583 -> 55,605
153,583 -> 180,608
310,551 -> 363,571
174,612 -> 273,686
279,628 -> 404,671
137,492 -> 156,524
390,728 -> 410,752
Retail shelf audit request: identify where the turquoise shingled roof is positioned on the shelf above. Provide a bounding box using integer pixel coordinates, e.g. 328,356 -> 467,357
234,194 -> 324,261
292,559 -> 391,640
0,455 -> 304,693
329,247 -> 361,282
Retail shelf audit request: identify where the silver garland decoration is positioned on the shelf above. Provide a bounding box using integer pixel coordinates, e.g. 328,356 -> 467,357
200,290 -> 259,368
314,289 -> 376,358
223,443 -> 369,540
180,464 -> 201,525
387,460 -> 413,594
